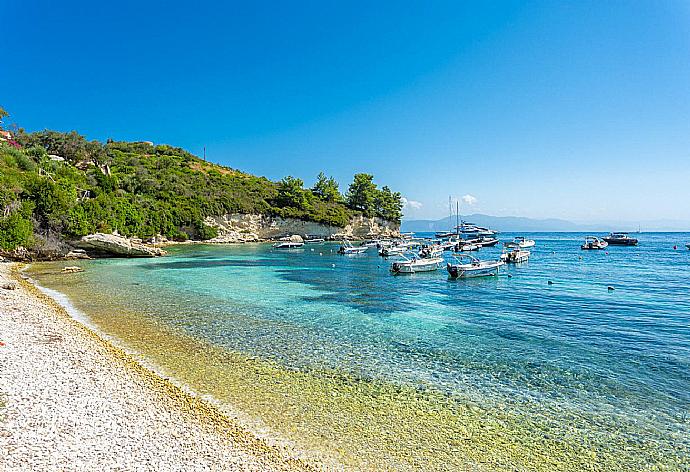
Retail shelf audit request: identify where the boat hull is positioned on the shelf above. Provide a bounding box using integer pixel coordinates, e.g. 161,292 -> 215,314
391,258 -> 443,274
603,238 -> 638,246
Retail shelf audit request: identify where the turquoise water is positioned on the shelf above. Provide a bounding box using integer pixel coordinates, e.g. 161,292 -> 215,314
30,233 -> 690,469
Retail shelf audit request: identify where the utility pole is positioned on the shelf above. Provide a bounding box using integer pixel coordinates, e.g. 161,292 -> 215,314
203,146 -> 206,162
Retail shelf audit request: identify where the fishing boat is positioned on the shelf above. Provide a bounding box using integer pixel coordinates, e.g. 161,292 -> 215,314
512,236 -> 535,248
273,241 -> 304,249
446,255 -> 504,278
581,236 -> 608,250
602,232 -> 638,246
501,243 -> 530,263
390,254 -> 444,274
338,241 -> 368,254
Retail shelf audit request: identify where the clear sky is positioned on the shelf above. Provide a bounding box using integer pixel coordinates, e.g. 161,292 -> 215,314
3,1 -> 690,223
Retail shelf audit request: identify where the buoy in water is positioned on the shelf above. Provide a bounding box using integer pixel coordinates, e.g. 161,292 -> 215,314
673,245 -> 677,250
608,286 -> 615,291
331,264 -> 336,268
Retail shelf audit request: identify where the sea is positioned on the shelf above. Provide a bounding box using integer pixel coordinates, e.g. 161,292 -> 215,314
27,232 -> 690,471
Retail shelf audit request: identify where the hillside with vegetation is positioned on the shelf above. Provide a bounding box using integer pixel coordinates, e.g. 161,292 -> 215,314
0,107 -> 403,254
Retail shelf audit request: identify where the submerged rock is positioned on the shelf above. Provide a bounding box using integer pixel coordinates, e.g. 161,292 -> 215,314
76,233 -> 167,258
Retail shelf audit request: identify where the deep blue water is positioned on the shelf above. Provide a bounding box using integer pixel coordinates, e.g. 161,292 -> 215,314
31,232 -> 690,465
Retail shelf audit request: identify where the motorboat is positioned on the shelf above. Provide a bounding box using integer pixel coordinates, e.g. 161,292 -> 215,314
379,245 -> 407,257
581,236 -> 608,250
418,244 -> 444,259
603,232 -> 638,246
391,254 -> 444,274
501,243 -> 530,263
446,255 -> 504,278
512,236 -> 535,248
304,237 -> 325,244
456,242 -> 480,252
273,241 -> 304,249
360,239 -> 381,247
454,221 -> 498,237
472,236 -> 500,247
338,241 -> 368,254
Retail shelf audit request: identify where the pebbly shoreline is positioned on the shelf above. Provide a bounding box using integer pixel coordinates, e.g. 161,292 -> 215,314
0,263 -> 315,472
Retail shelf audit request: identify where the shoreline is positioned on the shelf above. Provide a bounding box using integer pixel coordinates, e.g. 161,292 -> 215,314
0,262 -> 320,471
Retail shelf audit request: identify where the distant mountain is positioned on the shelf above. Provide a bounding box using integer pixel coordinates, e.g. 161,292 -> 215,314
403,214 -> 619,233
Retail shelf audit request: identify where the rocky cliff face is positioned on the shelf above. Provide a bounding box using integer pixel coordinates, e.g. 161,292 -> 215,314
203,214 -> 400,243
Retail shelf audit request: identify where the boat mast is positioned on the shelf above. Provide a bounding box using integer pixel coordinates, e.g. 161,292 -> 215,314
456,200 -> 459,237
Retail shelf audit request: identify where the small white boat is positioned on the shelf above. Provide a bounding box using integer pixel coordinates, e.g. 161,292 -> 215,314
512,236 -> 535,248
273,241 -> 304,249
391,254 -> 444,274
457,242 -> 480,252
446,255 -> 504,278
338,241 -> 368,254
419,245 -> 444,259
501,243 -> 530,263
360,239 -> 380,247
581,236 -> 608,250
304,238 -> 325,244
379,245 -> 407,257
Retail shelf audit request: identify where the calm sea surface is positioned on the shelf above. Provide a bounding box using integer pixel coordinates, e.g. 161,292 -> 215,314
29,233 -> 690,470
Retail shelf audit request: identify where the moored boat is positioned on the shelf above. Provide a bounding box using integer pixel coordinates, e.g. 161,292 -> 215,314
603,232 -> 638,246
391,254 -> 444,274
501,243 -> 530,263
446,254 -> 504,278
338,241 -> 368,254
379,245 -> 407,257
512,236 -> 535,248
581,236 -> 608,250
273,241 -> 304,249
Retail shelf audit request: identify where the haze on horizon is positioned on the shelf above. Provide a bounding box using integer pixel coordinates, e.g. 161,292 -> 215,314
3,1 -> 690,225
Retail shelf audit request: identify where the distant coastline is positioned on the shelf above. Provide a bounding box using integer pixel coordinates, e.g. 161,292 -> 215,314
401,213 -> 690,233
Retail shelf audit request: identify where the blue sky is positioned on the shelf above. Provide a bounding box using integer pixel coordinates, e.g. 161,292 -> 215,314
3,1 -> 690,223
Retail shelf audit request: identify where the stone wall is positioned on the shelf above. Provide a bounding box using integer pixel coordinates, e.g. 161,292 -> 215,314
203,214 -> 400,243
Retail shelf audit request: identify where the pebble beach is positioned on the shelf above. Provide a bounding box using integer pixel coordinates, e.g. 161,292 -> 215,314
0,263 -> 312,472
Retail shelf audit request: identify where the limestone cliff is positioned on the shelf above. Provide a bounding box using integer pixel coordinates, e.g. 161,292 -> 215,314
203,214 -> 400,243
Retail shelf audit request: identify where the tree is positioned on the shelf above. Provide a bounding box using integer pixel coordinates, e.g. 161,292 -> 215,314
312,172 -> 342,203
0,106 -> 8,125
346,173 -> 377,216
375,186 -> 403,222
275,176 -> 311,210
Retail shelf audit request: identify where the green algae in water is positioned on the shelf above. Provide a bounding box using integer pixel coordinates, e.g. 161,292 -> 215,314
28,236 -> 690,470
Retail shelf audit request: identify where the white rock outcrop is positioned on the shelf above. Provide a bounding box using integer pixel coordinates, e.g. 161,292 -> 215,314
203,214 -> 399,243
76,233 -> 167,257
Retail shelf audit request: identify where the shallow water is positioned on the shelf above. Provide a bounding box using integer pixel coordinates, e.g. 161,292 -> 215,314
29,233 -> 690,470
